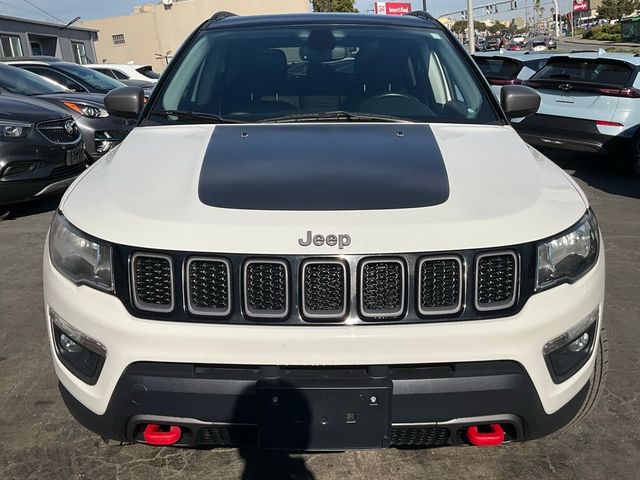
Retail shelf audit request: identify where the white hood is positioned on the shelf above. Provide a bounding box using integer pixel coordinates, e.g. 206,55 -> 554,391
61,123 -> 587,254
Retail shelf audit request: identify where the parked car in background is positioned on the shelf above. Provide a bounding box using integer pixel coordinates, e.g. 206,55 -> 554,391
486,35 -> 503,50
512,34 -> 525,44
0,94 -> 84,208
2,57 -> 128,94
545,37 -> 557,49
517,52 -> 640,175
507,43 -> 524,51
524,40 -> 548,52
473,51 -> 556,86
476,39 -> 487,51
85,63 -> 160,84
0,64 -> 133,162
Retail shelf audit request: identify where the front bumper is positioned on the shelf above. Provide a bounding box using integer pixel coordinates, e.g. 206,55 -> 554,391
43,243 -> 605,447
59,361 -> 590,448
74,115 -> 133,162
0,141 -> 86,206
513,114 -> 634,155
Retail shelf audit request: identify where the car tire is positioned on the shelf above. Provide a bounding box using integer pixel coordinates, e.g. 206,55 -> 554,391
615,135 -> 640,176
567,323 -> 609,428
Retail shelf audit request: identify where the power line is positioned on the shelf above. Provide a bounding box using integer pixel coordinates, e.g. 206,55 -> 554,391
21,0 -> 65,23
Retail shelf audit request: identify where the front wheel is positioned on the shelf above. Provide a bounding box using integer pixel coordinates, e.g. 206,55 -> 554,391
568,324 -> 609,427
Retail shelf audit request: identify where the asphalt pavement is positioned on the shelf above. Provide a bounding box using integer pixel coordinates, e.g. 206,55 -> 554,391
0,154 -> 639,480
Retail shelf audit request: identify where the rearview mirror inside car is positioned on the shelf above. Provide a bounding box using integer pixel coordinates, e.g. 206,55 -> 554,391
501,85 -> 540,120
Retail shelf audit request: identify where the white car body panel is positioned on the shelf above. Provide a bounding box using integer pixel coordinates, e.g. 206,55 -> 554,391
60,123 -> 587,255
85,64 -> 159,84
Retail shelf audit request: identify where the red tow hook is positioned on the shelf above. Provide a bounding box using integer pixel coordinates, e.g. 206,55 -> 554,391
143,424 -> 182,446
466,424 -> 505,447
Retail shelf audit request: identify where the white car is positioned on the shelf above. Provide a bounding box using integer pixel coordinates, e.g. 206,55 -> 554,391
44,12 -> 607,450
512,34 -> 525,44
85,63 -> 160,84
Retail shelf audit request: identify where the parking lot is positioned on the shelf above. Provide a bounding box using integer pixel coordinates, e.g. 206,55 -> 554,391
0,153 -> 638,480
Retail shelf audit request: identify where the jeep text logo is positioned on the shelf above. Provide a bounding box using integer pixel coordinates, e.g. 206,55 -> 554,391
298,230 -> 351,249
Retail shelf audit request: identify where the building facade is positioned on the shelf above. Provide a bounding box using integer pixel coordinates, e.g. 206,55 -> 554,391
0,15 -> 97,63
82,0 -> 310,72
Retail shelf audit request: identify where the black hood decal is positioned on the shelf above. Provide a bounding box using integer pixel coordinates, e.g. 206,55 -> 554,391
198,124 -> 449,211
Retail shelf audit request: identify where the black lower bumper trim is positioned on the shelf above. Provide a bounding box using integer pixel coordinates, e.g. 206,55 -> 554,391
59,361 -> 589,449
513,114 -> 632,155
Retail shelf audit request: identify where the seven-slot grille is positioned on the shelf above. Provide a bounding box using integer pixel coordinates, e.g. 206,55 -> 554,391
37,118 -> 79,144
128,250 -> 520,322
244,260 -> 289,319
301,260 -> 347,319
131,253 -> 174,312
186,258 -> 231,316
418,256 -> 463,315
475,252 -> 518,311
360,259 -> 405,319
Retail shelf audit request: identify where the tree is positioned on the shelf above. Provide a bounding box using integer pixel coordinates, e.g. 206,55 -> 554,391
534,0 -> 545,23
597,0 -> 639,21
452,20 -> 468,34
312,0 -> 358,12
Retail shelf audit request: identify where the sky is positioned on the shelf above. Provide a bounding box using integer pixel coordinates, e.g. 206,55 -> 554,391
0,0 -> 574,25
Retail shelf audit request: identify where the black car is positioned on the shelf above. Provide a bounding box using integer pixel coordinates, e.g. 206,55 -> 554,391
0,94 -> 84,207
2,56 -> 128,94
0,64 -> 134,161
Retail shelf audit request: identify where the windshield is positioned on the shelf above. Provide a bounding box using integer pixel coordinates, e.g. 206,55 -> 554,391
149,25 -> 499,124
137,65 -> 160,79
57,63 -> 126,92
0,65 -> 68,95
533,58 -> 633,87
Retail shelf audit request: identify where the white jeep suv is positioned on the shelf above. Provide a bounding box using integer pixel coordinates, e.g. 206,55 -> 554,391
43,11 -> 607,450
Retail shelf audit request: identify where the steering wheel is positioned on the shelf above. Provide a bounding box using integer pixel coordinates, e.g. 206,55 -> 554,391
357,92 -> 435,117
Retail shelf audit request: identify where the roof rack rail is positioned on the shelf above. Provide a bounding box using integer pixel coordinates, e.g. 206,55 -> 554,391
210,11 -> 237,22
405,10 -> 437,22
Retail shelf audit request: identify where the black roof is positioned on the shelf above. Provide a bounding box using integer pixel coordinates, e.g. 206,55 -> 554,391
202,12 -> 441,31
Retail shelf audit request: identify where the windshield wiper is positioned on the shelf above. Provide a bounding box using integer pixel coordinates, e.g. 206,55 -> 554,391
152,110 -> 242,124
258,111 -> 411,123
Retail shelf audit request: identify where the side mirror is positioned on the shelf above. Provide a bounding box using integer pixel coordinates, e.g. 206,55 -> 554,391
500,85 -> 540,119
105,86 -> 145,119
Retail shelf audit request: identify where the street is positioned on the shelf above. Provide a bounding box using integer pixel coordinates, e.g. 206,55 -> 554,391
0,153 -> 638,480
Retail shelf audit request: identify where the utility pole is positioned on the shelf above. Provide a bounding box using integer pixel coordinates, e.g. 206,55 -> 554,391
553,0 -> 559,37
422,0 -> 427,12
467,0 -> 475,53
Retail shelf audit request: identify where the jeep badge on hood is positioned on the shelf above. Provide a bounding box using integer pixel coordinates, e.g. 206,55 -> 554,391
298,231 -> 351,249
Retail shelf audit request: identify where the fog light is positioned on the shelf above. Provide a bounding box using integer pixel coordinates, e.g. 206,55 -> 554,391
567,332 -> 590,352
544,307 -> 599,384
49,308 -> 106,385
59,333 -> 82,353
95,132 -> 114,154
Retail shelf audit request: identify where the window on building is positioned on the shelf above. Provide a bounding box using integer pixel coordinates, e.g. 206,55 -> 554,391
71,42 -> 88,64
112,34 -> 126,46
0,34 -> 24,57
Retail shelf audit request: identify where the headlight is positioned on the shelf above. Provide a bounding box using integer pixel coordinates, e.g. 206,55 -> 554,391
49,213 -> 113,291
536,210 -> 599,290
0,121 -> 31,138
63,101 -> 109,118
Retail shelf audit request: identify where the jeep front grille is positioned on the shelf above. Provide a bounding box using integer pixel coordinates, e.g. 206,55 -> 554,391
301,260 -> 347,320
360,259 -> 405,319
475,252 -> 518,311
125,248 -> 527,324
244,260 -> 289,319
131,253 -> 174,313
418,256 -> 463,315
186,258 -> 231,316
